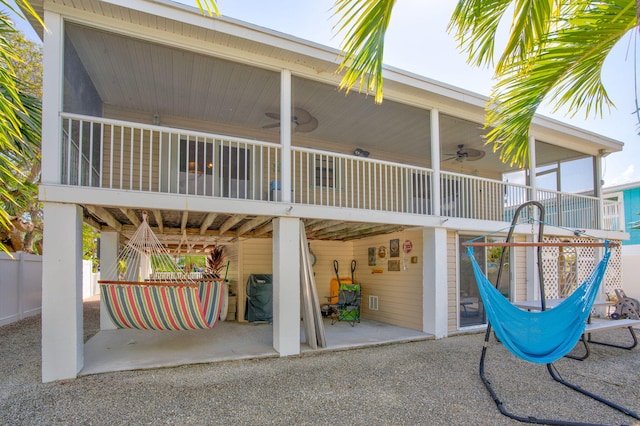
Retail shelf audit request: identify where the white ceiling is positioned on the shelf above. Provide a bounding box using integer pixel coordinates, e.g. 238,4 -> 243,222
64,23 -> 587,175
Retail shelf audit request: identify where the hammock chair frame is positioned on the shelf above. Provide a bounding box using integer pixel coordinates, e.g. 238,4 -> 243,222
472,201 -> 639,425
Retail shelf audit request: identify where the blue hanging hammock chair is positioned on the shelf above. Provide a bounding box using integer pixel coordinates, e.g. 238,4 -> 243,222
468,201 -> 638,425
467,243 -> 610,364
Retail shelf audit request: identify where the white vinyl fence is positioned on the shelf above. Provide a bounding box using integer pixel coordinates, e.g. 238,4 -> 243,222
1,254 -> 98,327
0,252 -> 42,327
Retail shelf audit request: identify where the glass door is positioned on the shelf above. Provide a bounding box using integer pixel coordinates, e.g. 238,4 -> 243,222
459,235 -> 511,327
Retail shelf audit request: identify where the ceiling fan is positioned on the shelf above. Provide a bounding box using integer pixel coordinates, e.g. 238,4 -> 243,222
443,144 -> 485,162
263,107 -> 318,133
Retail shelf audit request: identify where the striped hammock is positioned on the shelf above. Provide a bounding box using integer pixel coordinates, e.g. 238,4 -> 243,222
100,280 -> 224,331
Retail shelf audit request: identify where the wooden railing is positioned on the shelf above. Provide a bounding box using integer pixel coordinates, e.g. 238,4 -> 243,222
59,114 -> 611,230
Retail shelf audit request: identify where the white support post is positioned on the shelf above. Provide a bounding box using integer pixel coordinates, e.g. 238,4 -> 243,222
527,135 -> 537,201
99,231 -> 119,330
41,203 -> 83,382
423,227 -> 448,338
430,109 -> 441,216
272,217 -> 300,356
526,135 -> 540,301
594,153 -> 604,230
41,10 -> 64,185
280,70 -> 292,203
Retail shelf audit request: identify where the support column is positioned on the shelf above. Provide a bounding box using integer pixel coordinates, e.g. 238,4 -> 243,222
430,109 -> 441,216
594,152 -> 604,229
423,227 -> 448,338
99,231 -> 119,330
41,202 -> 83,382
41,10 -> 63,185
280,70 -> 292,203
272,217 -> 300,356
527,135 -> 537,201
526,135 -> 540,301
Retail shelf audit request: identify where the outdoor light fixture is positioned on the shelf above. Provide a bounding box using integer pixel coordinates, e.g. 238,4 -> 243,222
354,148 -> 370,157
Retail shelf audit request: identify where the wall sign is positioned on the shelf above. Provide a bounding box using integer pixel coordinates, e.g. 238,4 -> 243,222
389,239 -> 400,258
368,247 -> 376,266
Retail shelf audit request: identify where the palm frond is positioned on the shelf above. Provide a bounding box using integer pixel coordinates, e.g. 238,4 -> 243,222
194,0 -> 220,17
333,0 -> 396,103
448,0 -> 515,68
484,0 -> 636,166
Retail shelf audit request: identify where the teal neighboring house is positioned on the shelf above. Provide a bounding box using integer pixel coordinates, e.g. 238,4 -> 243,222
604,181 -> 640,245
604,181 -> 640,299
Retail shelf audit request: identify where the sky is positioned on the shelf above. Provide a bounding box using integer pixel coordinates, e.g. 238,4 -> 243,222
8,0 -> 640,187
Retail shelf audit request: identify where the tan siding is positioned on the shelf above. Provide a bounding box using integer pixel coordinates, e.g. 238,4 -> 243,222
514,236 -> 528,302
309,240 -> 353,303
352,230 -> 423,330
236,238 -> 272,322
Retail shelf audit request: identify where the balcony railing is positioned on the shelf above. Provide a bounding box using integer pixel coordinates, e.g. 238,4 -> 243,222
58,114 -> 612,230
440,171 -> 529,223
535,188 -> 600,230
291,147 -> 433,214
61,113 -> 280,201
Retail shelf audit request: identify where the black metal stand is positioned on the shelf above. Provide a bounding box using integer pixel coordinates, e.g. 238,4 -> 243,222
566,326 -> 638,361
478,201 -> 640,425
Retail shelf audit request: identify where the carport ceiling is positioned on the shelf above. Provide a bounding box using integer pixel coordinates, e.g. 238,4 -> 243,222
83,205 -> 407,252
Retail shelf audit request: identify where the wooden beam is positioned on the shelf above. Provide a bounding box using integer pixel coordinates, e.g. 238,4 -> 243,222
236,216 -> 272,236
152,209 -> 164,234
219,214 -> 245,236
82,215 -> 102,232
322,224 -> 396,240
309,222 -> 351,238
306,220 -> 335,233
119,208 -> 141,227
200,213 -> 218,235
252,221 -> 273,237
180,211 -> 189,234
85,205 -> 122,232
341,225 -> 404,241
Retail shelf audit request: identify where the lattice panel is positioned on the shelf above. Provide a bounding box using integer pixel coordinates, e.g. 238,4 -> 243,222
604,244 -> 623,296
541,237 -> 615,299
541,240 -> 560,298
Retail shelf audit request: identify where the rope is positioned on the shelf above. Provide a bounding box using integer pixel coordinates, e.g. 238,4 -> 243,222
100,211 -> 196,285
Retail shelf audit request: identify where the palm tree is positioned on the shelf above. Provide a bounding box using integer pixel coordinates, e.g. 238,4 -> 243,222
197,0 -> 637,167
0,1 -> 44,254
334,0 -> 637,166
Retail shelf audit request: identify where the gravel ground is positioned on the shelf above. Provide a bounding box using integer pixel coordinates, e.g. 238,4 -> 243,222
1,299 -> 639,425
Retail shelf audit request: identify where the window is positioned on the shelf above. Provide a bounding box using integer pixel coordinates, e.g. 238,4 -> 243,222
180,139 -> 214,176
314,157 -> 335,189
179,138 -> 214,196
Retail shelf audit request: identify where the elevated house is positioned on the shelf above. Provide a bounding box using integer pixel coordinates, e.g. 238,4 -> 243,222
603,182 -> 640,298
23,0 -> 627,382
